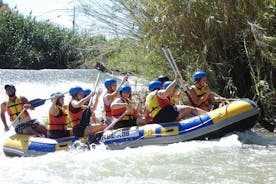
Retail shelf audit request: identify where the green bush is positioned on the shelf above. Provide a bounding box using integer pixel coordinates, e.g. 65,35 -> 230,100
0,9 -> 82,69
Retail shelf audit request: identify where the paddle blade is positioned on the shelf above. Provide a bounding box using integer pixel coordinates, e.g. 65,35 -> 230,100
29,98 -> 46,108
79,108 -> 91,126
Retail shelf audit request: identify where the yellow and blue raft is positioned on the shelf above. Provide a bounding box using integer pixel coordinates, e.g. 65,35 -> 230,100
3,98 -> 259,157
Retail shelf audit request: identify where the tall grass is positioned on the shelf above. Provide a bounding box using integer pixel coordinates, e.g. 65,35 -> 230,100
80,0 -> 276,129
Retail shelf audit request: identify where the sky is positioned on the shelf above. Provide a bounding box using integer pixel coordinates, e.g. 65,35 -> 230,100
2,0 -> 118,38
3,0 -> 77,29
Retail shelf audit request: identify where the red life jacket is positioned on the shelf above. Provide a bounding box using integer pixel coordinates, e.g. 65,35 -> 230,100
104,104 -> 112,117
48,106 -> 67,130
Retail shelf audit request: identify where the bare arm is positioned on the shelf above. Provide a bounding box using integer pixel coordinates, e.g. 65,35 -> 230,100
189,87 -> 223,106
143,107 -> 151,123
90,88 -> 103,112
106,75 -> 128,101
159,76 -> 179,98
49,95 -> 59,116
21,96 -> 34,110
71,92 -> 94,108
174,88 -> 183,99
118,75 -> 128,88
135,101 -> 143,116
211,92 -> 227,102
110,98 -> 127,109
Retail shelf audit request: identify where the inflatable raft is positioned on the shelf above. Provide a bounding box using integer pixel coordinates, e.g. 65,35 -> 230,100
3,135 -> 78,157
3,98 -> 259,157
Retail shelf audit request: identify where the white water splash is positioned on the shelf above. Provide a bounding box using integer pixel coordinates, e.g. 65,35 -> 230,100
0,69 -> 275,184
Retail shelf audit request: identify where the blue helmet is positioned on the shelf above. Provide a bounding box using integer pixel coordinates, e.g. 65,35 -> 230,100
50,92 -> 64,101
50,92 -> 64,98
163,81 -> 179,90
69,86 -> 83,96
193,71 -> 207,81
119,84 -> 131,93
104,78 -> 117,88
83,89 -> 91,96
148,80 -> 162,91
163,81 -> 172,89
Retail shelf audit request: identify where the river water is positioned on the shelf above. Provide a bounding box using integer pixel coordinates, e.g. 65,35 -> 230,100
0,69 -> 275,184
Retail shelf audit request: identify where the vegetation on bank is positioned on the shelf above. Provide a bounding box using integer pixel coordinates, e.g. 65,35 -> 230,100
0,3 -> 107,69
0,1 -> 275,130
79,0 -> 276,131
0,9 -> 78,68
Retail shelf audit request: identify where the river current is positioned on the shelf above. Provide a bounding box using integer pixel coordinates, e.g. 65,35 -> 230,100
0,69 -> 275,184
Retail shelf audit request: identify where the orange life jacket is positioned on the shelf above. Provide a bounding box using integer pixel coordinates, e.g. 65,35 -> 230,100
6,97 -> 29,121
48,106 -> 67,130
69,102 -> 83,128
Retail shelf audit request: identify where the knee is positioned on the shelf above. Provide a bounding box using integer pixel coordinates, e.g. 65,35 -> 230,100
137,117 -> 147,125
180,106 -> 193,114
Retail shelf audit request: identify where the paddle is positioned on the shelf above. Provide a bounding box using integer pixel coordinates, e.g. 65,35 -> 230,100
162,46 -> 188,91
28,98 -> 53,108
3,108 -> 27,135
79,72 -> 101,126
161,46 -> 196,106
163,46 -> 229,109
28,92 -> 68,108
104,110 -> 129,131
87,110 -> 130,144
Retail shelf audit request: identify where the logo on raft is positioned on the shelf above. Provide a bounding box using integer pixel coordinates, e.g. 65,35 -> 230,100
101,129 -> 139,141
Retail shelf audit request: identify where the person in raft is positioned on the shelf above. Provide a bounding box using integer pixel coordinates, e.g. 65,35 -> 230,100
103,75 -> 128,125
84,88 -> 104,125
47,92 -> 73,139
110,84 -> 146,129
144,76 -> 206,124
189,71 -> 226,111
68,86 -> 106,137
1,84 -> 47,136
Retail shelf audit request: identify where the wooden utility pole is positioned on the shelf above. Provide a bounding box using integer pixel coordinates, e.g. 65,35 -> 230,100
73,5 -> 76,32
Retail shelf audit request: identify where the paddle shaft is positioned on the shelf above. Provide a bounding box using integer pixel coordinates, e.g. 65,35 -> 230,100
104,110 -> 129,131
162,46 -> 197,106
1,108 -> 26,136
87,72 -> 101,107
162,47 -> 189,92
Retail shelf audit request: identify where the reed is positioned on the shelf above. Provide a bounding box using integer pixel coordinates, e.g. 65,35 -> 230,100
78,0 -> 275,129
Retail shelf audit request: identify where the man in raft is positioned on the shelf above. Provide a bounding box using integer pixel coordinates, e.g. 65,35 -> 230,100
189,71 -> 226,111
1,84 -> 47,136
144,76 -> 206,123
